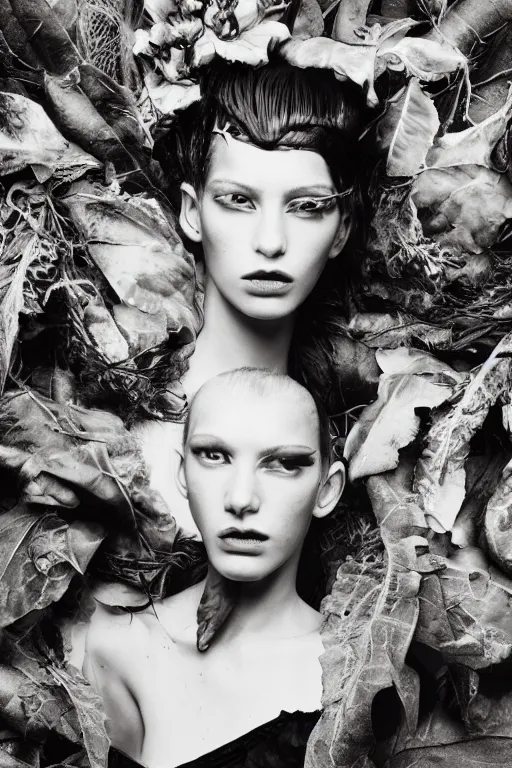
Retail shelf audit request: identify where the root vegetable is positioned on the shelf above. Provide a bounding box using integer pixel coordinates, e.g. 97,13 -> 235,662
425,0 -> 512,55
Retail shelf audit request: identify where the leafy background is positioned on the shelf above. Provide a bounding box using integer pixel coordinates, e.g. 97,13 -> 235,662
2,1 -> 512,767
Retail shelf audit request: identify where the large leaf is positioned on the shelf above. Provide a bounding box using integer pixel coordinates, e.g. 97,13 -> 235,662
0,510 -> 105,627
61,180 -> 202,356
428,85 -> 512,170
376,78 -> 439,177
414,334 -> 512,533
49,664 -> 110,768
484,472 -> 512,576
305,459 -> 437,768
382,704 -> 512,767
348,312 -> 453,349
0,92 -> 99,181
279,36 -> 379,106
415,546 -> 512,669
345,350 -> 464,480
412,164 -> 512,254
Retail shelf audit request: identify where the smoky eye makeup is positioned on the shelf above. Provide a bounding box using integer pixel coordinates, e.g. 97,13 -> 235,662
286,187 -> 354,216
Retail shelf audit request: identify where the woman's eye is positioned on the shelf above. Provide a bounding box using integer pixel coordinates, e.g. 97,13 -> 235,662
265,457 -> 302,474
287,197 -> 337,216
215,193 -> 254,210
194,448 -> 228,465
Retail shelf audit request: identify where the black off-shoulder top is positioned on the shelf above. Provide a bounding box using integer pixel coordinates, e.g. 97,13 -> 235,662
108,709 -> 321,768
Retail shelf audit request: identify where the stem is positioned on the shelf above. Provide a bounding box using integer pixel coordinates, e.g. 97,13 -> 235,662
426,0 -> 512,54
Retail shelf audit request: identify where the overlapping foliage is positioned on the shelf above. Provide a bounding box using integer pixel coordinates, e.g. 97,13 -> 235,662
1,1 -> 512,768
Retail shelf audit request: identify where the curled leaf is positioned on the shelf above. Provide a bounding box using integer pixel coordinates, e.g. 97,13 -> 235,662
193,20 -> 290,67
428,85 -> 512,170
414,335 -> 512,533
378,35 -> 466,81
376,78 -> 440,177
344,357 -> 462,481
279,35 -> 379,106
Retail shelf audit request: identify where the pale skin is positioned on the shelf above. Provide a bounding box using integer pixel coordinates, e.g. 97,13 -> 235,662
133,134 -> 351,535
84,379 -> 345,768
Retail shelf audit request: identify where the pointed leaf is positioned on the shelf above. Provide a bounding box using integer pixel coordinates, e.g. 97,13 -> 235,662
332,0 -> 372,43
376,79 -> 439,177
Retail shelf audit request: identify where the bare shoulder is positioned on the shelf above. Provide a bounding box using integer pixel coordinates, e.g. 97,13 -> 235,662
148,581 -> 205,646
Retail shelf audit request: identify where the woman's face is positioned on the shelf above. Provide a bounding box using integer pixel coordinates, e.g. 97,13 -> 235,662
180,136 -> 349,321
181,382 -> 339,583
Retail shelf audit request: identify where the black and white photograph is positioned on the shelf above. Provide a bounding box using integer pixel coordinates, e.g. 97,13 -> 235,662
1,1 -> 512,767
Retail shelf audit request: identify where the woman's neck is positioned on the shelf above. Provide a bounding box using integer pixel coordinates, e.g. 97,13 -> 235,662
207,555 -> 318,644
183,279 -> 295,398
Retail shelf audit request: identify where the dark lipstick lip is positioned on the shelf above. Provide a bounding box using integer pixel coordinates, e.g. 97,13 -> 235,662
218,528 -> 269,541
242,271 -> 293,283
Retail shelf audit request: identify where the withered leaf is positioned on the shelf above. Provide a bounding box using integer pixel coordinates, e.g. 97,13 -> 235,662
0,510 -> 104,627
193,21 -> 290,67
414,336 -> 512,533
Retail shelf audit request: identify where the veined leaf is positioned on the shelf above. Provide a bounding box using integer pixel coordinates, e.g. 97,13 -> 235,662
428,84 -> 512,170
62,180 -> 202,356
49,665 -> 110,768
414,333 -> 512,533
485,472 -> 512,576
0,510 -> 104,627
376,78 -> 440,177
0,230 -> 41,394
416,549 -> 512,668
306,460 -> 436,768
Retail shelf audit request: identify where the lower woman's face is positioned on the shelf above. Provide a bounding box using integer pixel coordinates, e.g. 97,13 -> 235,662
187,136 -> 347,321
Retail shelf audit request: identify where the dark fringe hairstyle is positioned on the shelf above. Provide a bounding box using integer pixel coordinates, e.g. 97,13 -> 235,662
155,57 -> 371,421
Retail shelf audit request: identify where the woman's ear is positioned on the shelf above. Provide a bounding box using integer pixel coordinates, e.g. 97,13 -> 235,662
328,210 -> 352,260
175,450 -> 188,499
179,182 -> 202,243
313,461 -> 346,519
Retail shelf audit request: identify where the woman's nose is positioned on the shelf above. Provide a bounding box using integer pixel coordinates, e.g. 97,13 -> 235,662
253,206 -> 286,258
224,468 -> 260,518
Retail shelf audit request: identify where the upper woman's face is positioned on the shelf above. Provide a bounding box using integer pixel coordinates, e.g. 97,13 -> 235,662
180,136 -> 349,321
182,381 -> 332,582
